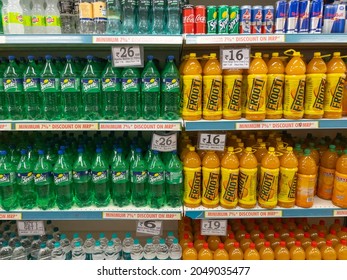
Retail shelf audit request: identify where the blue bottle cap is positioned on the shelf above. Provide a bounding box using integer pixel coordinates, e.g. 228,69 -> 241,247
116,148 -> 123,153
111,233 -> 118,239
2,241 -> 8,246
96,148 -> 102,153
172,150 -> 177,154
160,238 -> 165,244
153,150 -> 159,155
134,239 -> 139,245
40,243 -> 46,248
66,55 -> 73,60
168,55 -> 174,60
168,231 -> 174,236
87,55 -> 93,60
99,232 -> 105,238
54,242 -> 60,248
147,55 -> 154,60
20,149 -> 27,155
135,148 -> 142,153
125,232 -> 131,238
0,150 -> 7,156
86,233 -> 93,239
95,240 -> 101,246
58,150 -> 64,155
8,55 -> 15,60
173,238 -> 178,244
28,55 -> 35,60
38,150 -> 44,155
60,234 -> 66,239
45,55 -> 52,60
75,241 -> 80,247
147,238 -> 153,244
77,148 -> 84,153
107,55 -> 112,60
108,240 -> 114,246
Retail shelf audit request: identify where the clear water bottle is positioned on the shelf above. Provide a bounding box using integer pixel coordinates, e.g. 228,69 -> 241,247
151,0 -> 165,34
130,239 -> 143,260
111,233 -> 122,259
31,0 -> 46,34
8,233 -> 20,248
83,233 -> 95,260
79,0 -> 94,33
137,0 -> 151,34
60,233 -> 72,260
93,0 -> 107,34
122,232 -> 134,260
98,232 -> 109,250
72,241 -> 86,260
166,0 -> 180,34
152,235 -> 161,252
106,0 -> 121,34
46,234 -> 56,249
71,233 -> 84,249
143,238 -> 156,260
104,240 -> 118,260
30,236 -> 42,260
11,242 -> 27,260
0,241 -> 13,260
169,238 -> 182,260
20,0 -> 32,34
45,0 -> 62,34
37,243 -> 52,260
165,231 -> 176,247
92,240 -> 104,260
6,0 -> 24,34
53,227 -> 61,240
156,238 -> 169,260
51,241 -> 66,260
121,0 -> 136,34
20,236 -> 32,258
59,0 -> 76,33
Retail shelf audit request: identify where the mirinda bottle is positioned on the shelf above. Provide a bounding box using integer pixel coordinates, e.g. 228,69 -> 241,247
182,242 -> 198,260
198,243 -> 213,260
244,243 -> 260,260
213,243 -> 229,260
332,149 -> 347,208
238,147 -> 258,209
183,146 -> 202,208
283,50 -> 306,119
246,52 -> 268,120
296,149 -> 317,208
202,151 -> 220,208
266,52 -> 285,119
324,52 -> 346,119
318,144 -> 338,200
259,241 -> 275,260
304,52 -> 327,119
182,53 -> 203,120
203,53 -> 223,120
278,147 -> 298,208
258,147 -> 280,209
222,68 -> 243,119
229,242 -> 244,260
220,147 -> 239,209
305,241 -> 322,260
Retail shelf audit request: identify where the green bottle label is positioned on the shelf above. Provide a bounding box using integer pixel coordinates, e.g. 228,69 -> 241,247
41,78 -> 60,92
0,172 -> 16,184
162,78 -> 180,92
61,78 -> 80,92
166,171 -> 183,184
102,78 -> 121,92
34,172 -> 52,184
131,171 -> 147,183
24,78 -> 40,92
121,78 -> 140,92
45,15 -> 61,27
92,170 -> 108,183
31,15 -> 45,27
148,171 -> 165,184
4,78 -> 24,92
82,78 -> 100,93
17,172 -> 34,185
8,12 -> 24,25
23,15 -> 32,27
73,170 -> 90,182
142,78 -> 160,92
112,170 -> 128,183
54,172 -> 71,185
0,78 -> 4,92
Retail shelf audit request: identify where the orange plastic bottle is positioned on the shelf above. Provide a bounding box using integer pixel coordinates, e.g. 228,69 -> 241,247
305,241 -> 322,260
179,233 -> 192,251
194,235 -> 206,253
326,229 -> 339,248
240,233 -> 252,252
285,232 -> 296,250
335,239 -> 347,260
223,68 -> 243,120
308,224 -> 319,240
301,232 -> 312,250
244,243 -> 260,260
202,53 -> 223,120
179,226 -> 194,241
337,227 -> 347,240
213,243 -> 229,260
304,52 -> 327,119
259,241 -> 275,260
220,147 -> 239,209
296,149 -> 317,208
269,232 -> 281,251
250,225 -> 261,241
182,242 -> 198,260
274,241 -> 290,260
224,233 -> 237,252
228,242 -> 244,260
278,224 -> 290,241
235,224 -> 247,242
317,219 -> 328,235
266,52 -> 285,119
202,151 -> 220,208
329,218 -> 342,232
264,224 -> 275,240
241,69 -> 248,118
315,232 -> 326,249
318,144 -> 338,200
294,224 -> 305,240
183,146 -> 202,208
332,149 -> 347,207
182,53 -> 203,120
254,233 -> 266,251
207,235 -> 221,251
246,52 -> 268,120
238,147 -> 258,209
198,243 -> 213,260
289,240 -> 306,260
283,50 -> 306,119
180,144 -> 193,162
320,240 -> 337,260
324,52 -> 346,119
254,142 -> 268,180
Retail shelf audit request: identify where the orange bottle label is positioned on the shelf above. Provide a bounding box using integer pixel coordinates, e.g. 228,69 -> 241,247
332,171 -> 347,207
92,2 -> 106,18
246,74 -> 267,115
222,75 -> 242,119
203,75 -> 222,118
183,167 -> 202,207
241,75 -> 248,115
296,173 -> 316,207
220,167 -> 239,207
318,166 -> 335,199
324,73 -> 346,113
278,167 -> 298,203
258,167 -> 279,207
238,167 -> 258,207
284,75 -> 306,117
79,3 -> 93,18
202,167 -> 220,207
182,75 -> 203,119
266,74 -> 284,116
304,73 -> 326,116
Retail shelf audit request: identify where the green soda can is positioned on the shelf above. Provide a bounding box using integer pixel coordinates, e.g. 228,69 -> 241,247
218,5 -> 229,34
229,6 -> 240,34
207,6 -> 217,34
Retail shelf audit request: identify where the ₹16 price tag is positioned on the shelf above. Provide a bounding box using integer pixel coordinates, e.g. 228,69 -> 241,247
220,47 -> 250,69
137,220 -> 162,236
201,220 -> 227,236
198,132 -> 226,151
112,45 -> 144,67
151,132 -> 177,152
17,221 -> 45,236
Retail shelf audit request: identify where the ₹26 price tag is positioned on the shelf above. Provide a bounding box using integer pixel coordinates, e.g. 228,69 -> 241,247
201,220 -> 227,236
220,47 -> 250,69
112,45 -> 144,67
17,221 -> 45,236
198,132 -> 226,151
151,132 -> 177,152
137,220 -> 162,236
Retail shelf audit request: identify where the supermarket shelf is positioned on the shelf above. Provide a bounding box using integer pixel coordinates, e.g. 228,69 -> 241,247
285,34 -> 347,44
184,197 -> 347,219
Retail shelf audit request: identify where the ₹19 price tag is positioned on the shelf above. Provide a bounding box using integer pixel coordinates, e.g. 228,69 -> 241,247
112,45 -> 144,67
198,132 -> 226,151
17,221 -> 45,236
151,132 -> 177,152
137,220 -> 162,236
201,220 -> 227,236
220,47 -> 250,69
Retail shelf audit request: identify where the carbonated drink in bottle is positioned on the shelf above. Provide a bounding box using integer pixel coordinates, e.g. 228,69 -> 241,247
151,0 -> 165,34
121,67 -> 141,120
31,0 -> 45,34
201,151 -> 220,208
166,0 -> 181,34
6,0 -> 24,34
222,68 -> 243,120
165,151 -> 183,207
92,0 -> 107,34
198,243 -> 213,260
106,0 -> 122,34
137,0 -> 151,34
45,0 -> 62,34
0,150 -> 18,211
121,0 -> 136,34
130,148 -> 147,207
0,58 -> 8,119
147,150 -> 165,208
79,0 -> 94,34
332,149 -> 347,208
243,243 -> 260,260
21,0 -> 32,34
182,242 -> 197,260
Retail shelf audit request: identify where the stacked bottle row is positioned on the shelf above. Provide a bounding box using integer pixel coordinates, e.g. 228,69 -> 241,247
0,131 -> 183,211
0,54 -> 180,121
181,50 -> 347,121
179,217 -> 347,260
180,130 -> 347,210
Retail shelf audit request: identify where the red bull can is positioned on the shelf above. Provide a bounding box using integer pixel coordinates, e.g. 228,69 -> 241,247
275,0 -> 287,33
251,5 -> 263,34
298,0 -> 310,33
323,4 -> 346,34
309,0 -> 323,33
285,0 -> 299,33
262,5 -> 274,33
240,5 -> 251,34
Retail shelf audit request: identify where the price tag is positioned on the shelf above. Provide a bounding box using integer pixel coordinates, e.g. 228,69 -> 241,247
17,221 -> 45,236
198,133 -> 226,151
136,220 -> 162,236
151,132 -> 177,152
112,45 -> 144,67
201,220 -> 227,236
221,47 -> 250,69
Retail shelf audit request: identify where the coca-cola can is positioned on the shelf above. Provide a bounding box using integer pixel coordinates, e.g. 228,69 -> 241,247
183,4 -> 195,34
195,5 -> 206,34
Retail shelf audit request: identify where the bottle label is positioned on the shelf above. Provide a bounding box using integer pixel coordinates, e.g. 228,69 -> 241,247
0,172 -> 16,185
24,78 -> 40,92
296,173 -> 316,207
8,12 -> 24,25
220,167 -> 239,206
317,166 -> 335,199
167,0 -> 179,6
61,78 -> 81,92
31,15 -> 45,27
139,0 -> 151,6
304,73 -> 326,116
162,78 -> 180,93
332,171 -> 347,207
79,3 -> 93,19
92,2 -> 107,19
284,75 -> 306,118
258,167 -> 279,207
73,170 -> 90,182
0,78 -> 4,92
266,74 -> 284,116
148,171 -> 165,184
34,172 -> 52,184
82,78 -> 100,93
246,74 -> 267,115
54,172 -> 72,185
278,167 -> 298,204
41,78 -> 60,92
121,78 -> 140,92
17,172 -> 34,185
4,78 -> 24,92
23,15 -> 32,27
153,0 -> 165,6
142,78 -> 160,92
223,75 -> 242,118
182,75 -> 202,118
183,167 -> 202,206
202,167 -> 220,206
166,171 -> 183,184
45,15 -> 61,27
238,167 -> 258,207
102,78 -> 121,92
324,73 -> 346,113
92,170 -> 108,183
112,170 -> 129,183
131,171 -> 147,183
203,75 -> 223,116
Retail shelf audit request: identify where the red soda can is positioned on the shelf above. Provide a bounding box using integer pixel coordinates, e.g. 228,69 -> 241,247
194,5 -> 206,34
183,4 -> 195,34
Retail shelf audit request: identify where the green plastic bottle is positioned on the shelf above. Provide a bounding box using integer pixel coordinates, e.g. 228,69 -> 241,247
121,67 -> 141,120
147,150 -> 165,208
130,148 -> 147,207
165,151 -> 183,207
0,150 -> 18,211
0,58 -> 8,120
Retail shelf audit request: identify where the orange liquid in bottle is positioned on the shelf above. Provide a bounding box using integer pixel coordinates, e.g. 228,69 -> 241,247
224,233 -> 237,252
202,151 -> 220,208
315,232 -> 326,249
250,225 -> 261,241
305,241 -> 322,260
207,235 -> 221,251
182,242 -> 198,260
229,241 -> 244,260
289,240 -> 306,260
320,240 -> 337,260
285,232 -> 296,250
337,227 -> 347,240
194,235 -> 206,252
274,241 -> 290,260
259,241 -> 275,260
326,229 -> 339,248
329,219 -> 342,232
198,243 -> 213,260
332,149 -> 347,208
254,233 -> 266,251
301,232 -> 312,250
269,232 -> 281,250
223,68 -> 243,120
240,233 -> 252,252
244,243 -> 260,260
179,233 -> 192,251
213,243 -> 229,260
335,239 -> 347,260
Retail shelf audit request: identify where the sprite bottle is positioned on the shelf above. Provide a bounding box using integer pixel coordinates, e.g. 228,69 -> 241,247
0,58 -> 8,120
0,150 -> 18,211
130,148 -> 147,207
121,67 -> 141,120
165,151 -> 183,207
147,150 -> 165,208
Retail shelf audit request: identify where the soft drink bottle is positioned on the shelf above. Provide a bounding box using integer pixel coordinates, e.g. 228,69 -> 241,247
33,150 -> 55,210
259,241 -> 275,260
201,151 -> 220,208
161,55 -> 180,120
0,59 -> 8,119
304,52 -> 327,119
31,0 -> 45,34
147,150 -> 165,208
41,55 -> 62,120
61,54 -> 81,120
21,0 -> 32,34
53,149 -> 74,210
110,148 -> 130,207
182,53 -> 203,120
121,67 -> 141,120
45,0 -> 62,34
79,0 -> 94,34
165,151 -> 183,207
283,50 -> 306,119
324,52 -> 346,119
246,52 -> 268,120
182,242 -> 197,260
106,0 -> 122,34
137,0 -> 151,34
3,56 -> 24,120
166,0 -> 180,34
72,147 -> 93,207
266,52 -> 284,119
151,0 -> 165,34
121,0 -> 137,34
0,150 -> 18,211
222,68 -> 243,120
141,55 -> 161,120
101,55 -> 122,119
274,241 -> 290,260
243,243 -> 260,260
6,0 -> 24,34
202,53 -> 222,120
130,148 -> 147,207
81,55 -> 101,120
335,239 -> 347,260
16,149 -> 36,209
92,0 -> 107,34
197,242 -> 213,260
332,149 -> 347,208
320,240 -> 337,260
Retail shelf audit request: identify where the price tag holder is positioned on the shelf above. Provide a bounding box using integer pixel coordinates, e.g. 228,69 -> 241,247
151,132 -> 177,152
201,219 -> 227,236
220,47 -> 250,69
112,45 -> 144,67
17,221 -> 45,236
137,220 -> 162,236
198,132 -> 226,151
